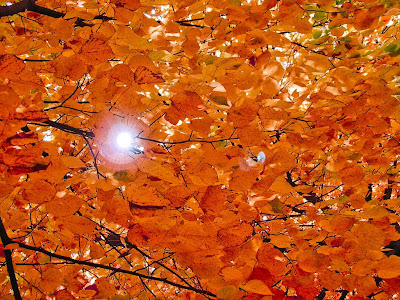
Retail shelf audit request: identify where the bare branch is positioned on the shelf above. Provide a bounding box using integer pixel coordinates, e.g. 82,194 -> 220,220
0,0 -> 30,17
12,240 -> 216,297
28,120 -> 95,138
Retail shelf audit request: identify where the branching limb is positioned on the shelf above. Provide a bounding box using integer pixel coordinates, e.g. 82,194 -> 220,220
28,120 -> 104,177
0,217 -> 22,300
85,215 -> 193,288
11,240 -> 216,297
28,120 -> 95,138
45,76 -> 87,111
135,134 -> 239,145
0,0 -> 115,25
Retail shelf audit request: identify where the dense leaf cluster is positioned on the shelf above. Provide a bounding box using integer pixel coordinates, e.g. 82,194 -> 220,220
1,0 -> 400,299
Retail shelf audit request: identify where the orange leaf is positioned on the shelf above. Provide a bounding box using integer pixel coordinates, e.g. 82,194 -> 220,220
45,195 -> 83,217
80,39 -> 114,65
22,179 -> 56,204
62,215 -> 97,235
200,185 -> 227,214
377,256 -> 400,279
217,222 -> 253,247
39,267 -> 64,293
134,66 -> 165,84
0,55 -> 25,78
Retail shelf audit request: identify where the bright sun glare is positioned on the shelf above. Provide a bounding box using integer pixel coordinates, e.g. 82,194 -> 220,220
116,132 -> 132,149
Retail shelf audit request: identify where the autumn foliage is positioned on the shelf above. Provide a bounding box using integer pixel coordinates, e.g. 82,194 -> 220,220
1,0 -> 400,299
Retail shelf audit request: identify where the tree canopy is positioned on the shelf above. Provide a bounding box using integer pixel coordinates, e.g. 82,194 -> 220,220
1,0 -> 400,299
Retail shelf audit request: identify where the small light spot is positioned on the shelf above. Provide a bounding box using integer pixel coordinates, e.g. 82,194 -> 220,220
257,151 -> 266,163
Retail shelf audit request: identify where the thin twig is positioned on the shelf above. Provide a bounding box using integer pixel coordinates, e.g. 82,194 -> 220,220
83,135 -> 104,179
135,135 -> 238,145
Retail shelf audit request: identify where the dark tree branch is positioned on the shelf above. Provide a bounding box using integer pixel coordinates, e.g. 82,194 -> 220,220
176,18 -> 204,23
291,41 -> 342,61
338,290 -> 349,300
45,77 -> 85,111
22,58 -> 52,62
365,183 -> 373,202
0,218 -> 22,300
175,18 -> 206,28
320,184 -> 343,197
9,240 -> 216,297
82,135 -> 104,179
3,250 -> 22,300
29,2 -> 64,18
0,218 -> 12,246
30,120 -> 238,146
316,289 -> 327,300
28,120 -> 105,177
0,0 -> 115,25
28,120 -> 237,179
0,0 -> 30,17
383,179 -> 393,200
0,0 -> 63,18
135,134 -> 238,145
28,120 -> 95,138
286,171 -> 322,204
85,215 -> 193,288
176,22 -> 205,28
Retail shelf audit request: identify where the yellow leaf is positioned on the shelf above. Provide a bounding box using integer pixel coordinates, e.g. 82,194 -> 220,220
149,50 -> 177,62
242,280 -> 273,296
217,285 -> 239,300
37,255 -> 51,264
209,94 -> 229,106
